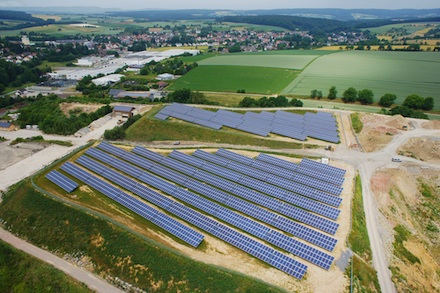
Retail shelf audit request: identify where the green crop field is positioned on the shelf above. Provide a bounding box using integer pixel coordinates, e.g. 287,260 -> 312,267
169,65 -> 300,94
281,50 -> 440,109
198,55 -> 318,69
364,22 -> 440,34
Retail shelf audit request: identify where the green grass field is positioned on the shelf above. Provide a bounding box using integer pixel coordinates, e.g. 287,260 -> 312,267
198,55 -> 318,69
281,50 -> 440,110
169,66 -> 300,94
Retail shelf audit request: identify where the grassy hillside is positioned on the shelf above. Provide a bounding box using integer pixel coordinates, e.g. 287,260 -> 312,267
0,240 -> 91,292
125,109 -> 308,149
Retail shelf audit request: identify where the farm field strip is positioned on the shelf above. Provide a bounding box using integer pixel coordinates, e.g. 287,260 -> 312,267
198,55 -> 319,70
169,65 -> 300,94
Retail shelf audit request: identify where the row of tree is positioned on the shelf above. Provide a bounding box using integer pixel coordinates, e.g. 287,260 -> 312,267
238,95 -> 303,108
310,86 -> 435,111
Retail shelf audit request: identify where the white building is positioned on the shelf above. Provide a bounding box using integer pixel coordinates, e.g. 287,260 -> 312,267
156,73 -> 175,81
92,74 -> 124,86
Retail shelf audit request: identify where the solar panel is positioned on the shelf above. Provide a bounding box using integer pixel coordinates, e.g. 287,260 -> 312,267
45,170 -> 79,193
61,162 -> 204,248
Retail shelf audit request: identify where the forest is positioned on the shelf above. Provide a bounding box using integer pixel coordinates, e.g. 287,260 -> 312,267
16,95 -> 112,135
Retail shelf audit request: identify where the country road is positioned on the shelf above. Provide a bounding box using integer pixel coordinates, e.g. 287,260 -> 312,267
1,105 -> 439,292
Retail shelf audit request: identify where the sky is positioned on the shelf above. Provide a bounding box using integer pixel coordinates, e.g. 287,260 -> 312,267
1,0 -> 439,10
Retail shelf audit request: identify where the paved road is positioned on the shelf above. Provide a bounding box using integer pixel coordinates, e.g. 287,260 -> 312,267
0,228 -> 124,293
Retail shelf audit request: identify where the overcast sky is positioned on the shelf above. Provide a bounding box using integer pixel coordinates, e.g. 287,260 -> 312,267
1,0 -> 439,10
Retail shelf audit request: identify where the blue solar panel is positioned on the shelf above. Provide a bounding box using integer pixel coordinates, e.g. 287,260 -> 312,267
61,162 -> 204,248
79,151 -> 308,278
45,170 -> 79,193
300,158 -> 346,178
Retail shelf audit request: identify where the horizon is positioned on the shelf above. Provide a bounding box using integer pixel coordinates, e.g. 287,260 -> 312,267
1,0 -> 440,11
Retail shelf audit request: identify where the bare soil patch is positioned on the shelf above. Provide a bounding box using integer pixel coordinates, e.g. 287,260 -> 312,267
421,120 -> 440,130
358,114 -> 409,152
0,142 -> 46,170
398,137 -> 440,164
59,102 -> 105,116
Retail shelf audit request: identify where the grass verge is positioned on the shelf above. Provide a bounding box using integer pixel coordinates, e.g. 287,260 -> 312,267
347,175 -> 380,292
0,180 -> 284,292
125,114 -> 308,149
10,135 -> 73,147
0,240 -> 91,292
350,113 -> 363,134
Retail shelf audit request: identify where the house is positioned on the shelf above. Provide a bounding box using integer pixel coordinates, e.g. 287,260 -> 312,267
113,105 -> 135,118
156,73 -> 175,81
0,121 -> 16,131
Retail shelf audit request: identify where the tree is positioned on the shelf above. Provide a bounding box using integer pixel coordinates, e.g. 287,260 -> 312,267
238,97 -> 257,107
316,90 -> 323,100
378,93 -> 397,107
289,98 -> 303,107
328,86 -> 337,100
422,97 -> 434,111
104,126 -> 126,140
403,94 -> 425,110
357,89 -> 374,105
310,89 -> 318,99
342,87 -> 357,103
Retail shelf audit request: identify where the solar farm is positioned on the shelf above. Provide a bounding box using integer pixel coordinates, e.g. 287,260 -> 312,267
155,103 -> 340,143
45,141 -> 347,280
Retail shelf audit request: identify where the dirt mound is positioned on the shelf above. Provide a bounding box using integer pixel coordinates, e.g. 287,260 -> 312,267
398,137 -> 440,163
358,113 -> 404,152
385,115 -> 409,129
421,120 -> 440,130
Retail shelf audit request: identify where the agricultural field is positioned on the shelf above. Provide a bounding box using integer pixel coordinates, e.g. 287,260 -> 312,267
198,54 -> 318,69
364,22 -> 440,35
169,65 -> 300,94
281,50 -> 440,110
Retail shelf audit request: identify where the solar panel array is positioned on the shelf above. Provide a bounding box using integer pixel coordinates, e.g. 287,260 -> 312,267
93,143 -> 335,270
75,152 -> 308,279
52,142 -> 350,278
45,170 -> 79,193
60,162 -> 204,248
127,147 -> 337,252
155,103 -> 340,143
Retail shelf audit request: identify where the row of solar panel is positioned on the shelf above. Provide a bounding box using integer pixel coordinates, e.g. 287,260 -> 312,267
72,154 -> 308,278
84,148 -> 334,270
155,104 -> 340,143
215,148 -> 343,195
45,170 -> 79,193
59,162 -> 204,248
162,149 -> 341,224
111,147 -> 337,250
195,149 -> 343,203
257,153 -> 346,179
